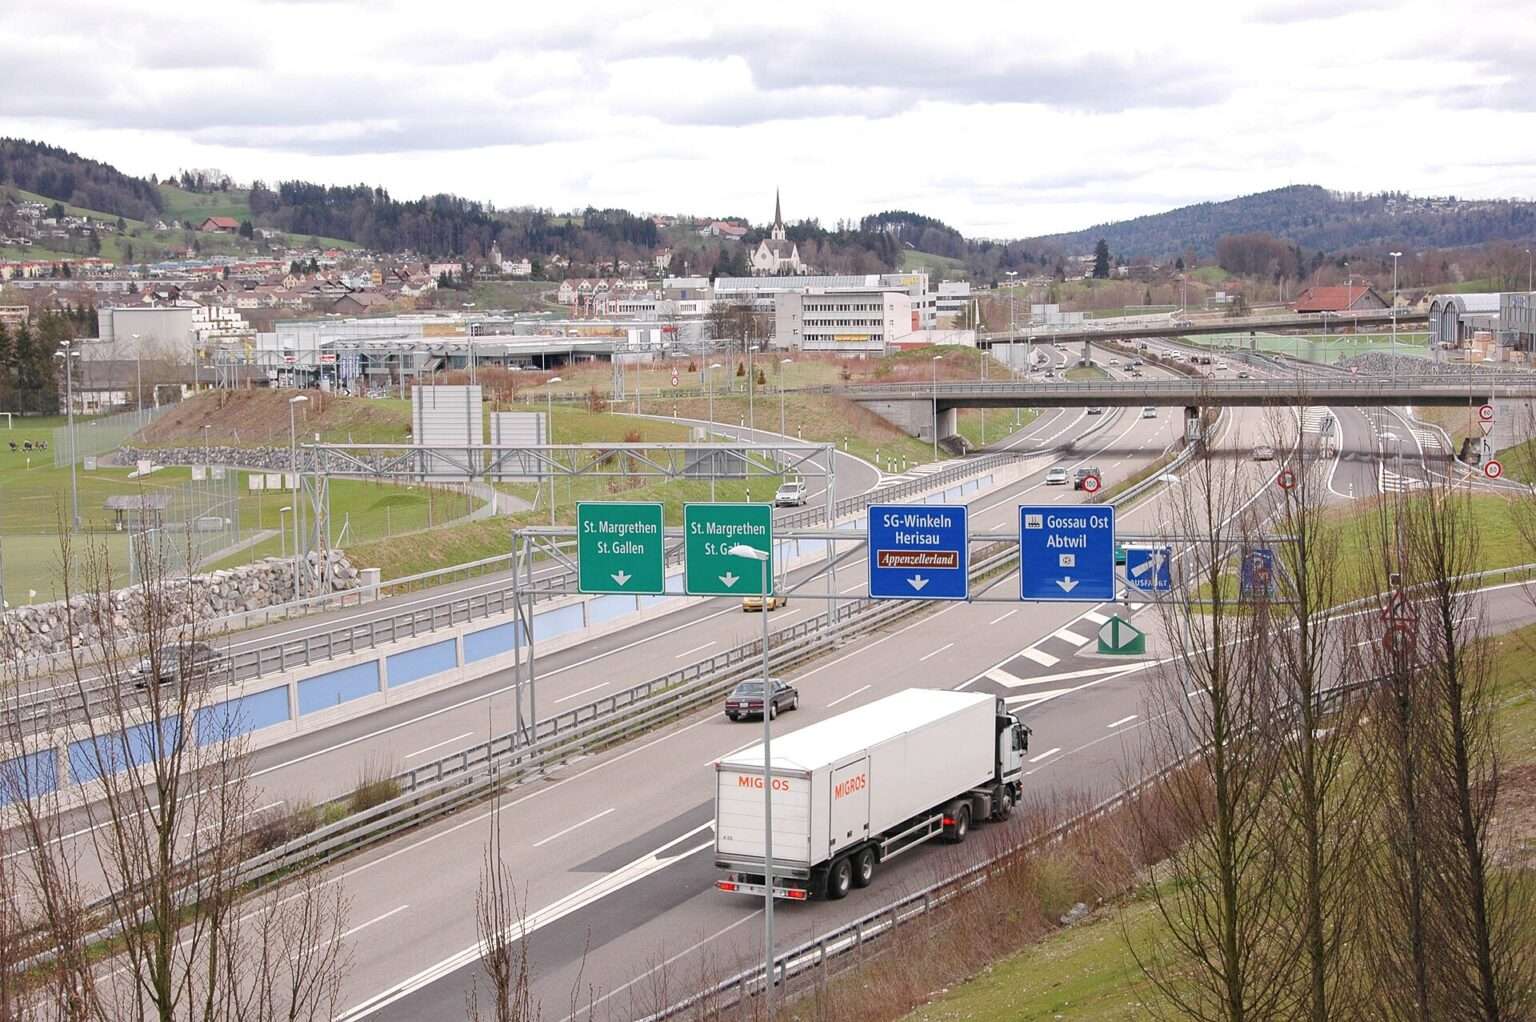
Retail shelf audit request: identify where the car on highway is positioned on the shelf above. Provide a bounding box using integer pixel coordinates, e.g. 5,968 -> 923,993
1237,369 -> 1251,379
1108,358 -> 1121,367
1087,406 -> 1105,415
773,479 -> 808,507
724,677 -> 798,721
1141,406 -> 1157,419
1045,466 -> 1070,485
1074,466 -> 1102,490
1043,370 -> 1058,379
742,593 -> 789,612
130,641 -> 231,689
1252,444 -> 1276,462
1215,361 -> 1228,371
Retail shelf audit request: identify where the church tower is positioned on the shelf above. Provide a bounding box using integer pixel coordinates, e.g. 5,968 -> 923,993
770,188 -> 786,241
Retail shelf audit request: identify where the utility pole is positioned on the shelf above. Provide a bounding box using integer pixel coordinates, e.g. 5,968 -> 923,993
1390,251 -> 1402,374
54,342 -> 81,530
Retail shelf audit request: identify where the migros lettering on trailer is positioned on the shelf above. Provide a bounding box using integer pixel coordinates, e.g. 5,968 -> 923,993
833,774 -> 867,800
737,774 -> 793,791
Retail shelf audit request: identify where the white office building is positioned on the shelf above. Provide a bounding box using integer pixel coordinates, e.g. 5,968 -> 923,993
716,272 -> 935,328
773,288 -> 914,355
935,281 -> 971,321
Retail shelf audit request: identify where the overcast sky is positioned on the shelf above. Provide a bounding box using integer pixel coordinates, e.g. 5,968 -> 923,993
3,0 -> 1534,238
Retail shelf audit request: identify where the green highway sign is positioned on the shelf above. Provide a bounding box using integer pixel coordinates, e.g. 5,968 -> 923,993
1096,615 -> 1146,656
683,503 -> 774,597
577,502 -> 666,595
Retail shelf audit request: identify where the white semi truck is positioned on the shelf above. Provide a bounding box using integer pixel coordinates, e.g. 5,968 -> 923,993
713,688 -> 1030,901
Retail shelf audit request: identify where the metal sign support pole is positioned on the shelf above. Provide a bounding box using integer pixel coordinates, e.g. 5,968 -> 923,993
511,530 -> 526,743
524,533 -> 539,745
824,444 -> 838,640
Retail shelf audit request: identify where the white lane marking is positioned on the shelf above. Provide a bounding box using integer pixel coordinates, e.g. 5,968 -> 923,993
554,681 -> 609,704
840,582 -> 864,594
1004,688 -> 1072,705
336,823 -> 716,1019
1107,714 -> 1139,729
250,602 -> 742,782
794,604 -> 963,683
675,641 -> 718,659
919,642 -> 955,663
1054,627 -> 1090,646
1020,647 -> 1060,667
531,808 -> 616,849
1081,610 -> 1110,625
989,609 -> 1018,625
403,732 -> 475,760
1028,747 -> 1061,764
827,684 -> 872,708
301,904 -> 410,960
985,666 -> 1025,687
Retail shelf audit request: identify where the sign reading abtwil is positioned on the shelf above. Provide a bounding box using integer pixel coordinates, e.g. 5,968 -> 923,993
1018,505 -> 1116,602
683,503 -> 774,596
577,502 -> 666,594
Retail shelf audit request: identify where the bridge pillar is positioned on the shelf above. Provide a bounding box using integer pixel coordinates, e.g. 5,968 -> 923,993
856,399 -> 959,446
1183,406 -> 1203,443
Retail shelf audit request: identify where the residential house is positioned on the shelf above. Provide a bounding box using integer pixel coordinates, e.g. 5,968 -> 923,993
332,292 -> 391,315
198,216 -> 240,234
698,220 -> 748,241
1293,285 -> 1390,313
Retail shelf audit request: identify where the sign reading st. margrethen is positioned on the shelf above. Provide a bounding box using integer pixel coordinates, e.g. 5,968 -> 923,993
683,503 -> 774,597
577,502 -> 666,595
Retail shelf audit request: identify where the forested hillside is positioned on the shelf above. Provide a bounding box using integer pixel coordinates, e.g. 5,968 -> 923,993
0,138 -> 163,220
1028,185 -> 1536,260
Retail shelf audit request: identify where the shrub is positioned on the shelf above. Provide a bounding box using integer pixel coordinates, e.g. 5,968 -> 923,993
349,773 -> 401,814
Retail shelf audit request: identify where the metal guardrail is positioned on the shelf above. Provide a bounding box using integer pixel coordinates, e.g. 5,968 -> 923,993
818,378 -> 1527,401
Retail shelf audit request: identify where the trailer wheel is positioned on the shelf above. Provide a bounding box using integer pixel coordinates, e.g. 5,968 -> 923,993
826,857 -> 853,900
945,803 -> 971,843
851,848 -> 876,889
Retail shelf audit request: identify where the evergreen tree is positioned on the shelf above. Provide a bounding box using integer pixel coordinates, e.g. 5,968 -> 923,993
1092,239 -> 1111,279
238,219 -> 254,239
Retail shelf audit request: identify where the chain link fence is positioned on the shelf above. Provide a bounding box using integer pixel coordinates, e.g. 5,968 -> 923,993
52,406 -> 172,469
124,468 -> 245,585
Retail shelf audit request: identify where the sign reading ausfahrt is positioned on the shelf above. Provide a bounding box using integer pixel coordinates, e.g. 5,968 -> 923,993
867,504 -> 969,600
577,502 -> 666,594
683,503 -> 774,596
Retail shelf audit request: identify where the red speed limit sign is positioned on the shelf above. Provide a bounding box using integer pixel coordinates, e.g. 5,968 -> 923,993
1478,404 -> 1495,422
1485,459 -> 1504,479
1277,468 -> 1297,490
1081,475 -> 1101,493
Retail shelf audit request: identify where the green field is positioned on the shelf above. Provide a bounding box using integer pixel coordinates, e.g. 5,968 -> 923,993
1185,331 -> 1430,364
901,249 -> 968,276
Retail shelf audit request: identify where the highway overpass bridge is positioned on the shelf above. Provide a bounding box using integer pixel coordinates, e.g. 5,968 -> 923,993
977,309 -> 1429,347
815,377 -> 1533,443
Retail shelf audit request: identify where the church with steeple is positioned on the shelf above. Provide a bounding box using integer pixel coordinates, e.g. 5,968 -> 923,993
750,190 -> 805,275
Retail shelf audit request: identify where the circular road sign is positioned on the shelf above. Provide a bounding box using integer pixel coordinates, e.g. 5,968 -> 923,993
1478,404 -> 1495,422
1382,621 -> 1415,655
1081,475 -> 1101,494
1484,459 -> 1504,480
1277,468 -> 1297,490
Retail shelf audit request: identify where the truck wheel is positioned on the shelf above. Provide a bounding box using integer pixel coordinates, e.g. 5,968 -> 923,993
826,857 -> 853,900
851,848 -> 876,889
995,786 -> 1014,821
945,803 -> 971,843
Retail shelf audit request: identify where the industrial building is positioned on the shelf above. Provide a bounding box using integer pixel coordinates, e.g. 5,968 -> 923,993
1428,293 -> 1502,347
772,288 -> 915,355
1500,292 -> 1536,351
713,272 -> 936,328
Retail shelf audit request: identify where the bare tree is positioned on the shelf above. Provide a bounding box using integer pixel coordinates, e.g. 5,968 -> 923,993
0,522 -> 351,1022
1258,409 -> 1367,1021
1127,433 -> 1294,1022
466,791 -> 537,1022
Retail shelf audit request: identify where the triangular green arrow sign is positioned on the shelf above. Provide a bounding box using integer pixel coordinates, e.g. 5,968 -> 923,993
1097,615 -> 1146,655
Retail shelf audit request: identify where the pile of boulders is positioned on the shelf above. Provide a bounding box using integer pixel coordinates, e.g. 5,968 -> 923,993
114,446 -> 314,471
2,551 -> 360,660
1338,352 -> 1536,379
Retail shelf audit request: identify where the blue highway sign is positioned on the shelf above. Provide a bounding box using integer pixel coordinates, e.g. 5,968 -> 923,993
1125,545 -> 1173,593
1018,506 -> 1116,602
868,504 -> 969,600
1239,547 -> 1275,598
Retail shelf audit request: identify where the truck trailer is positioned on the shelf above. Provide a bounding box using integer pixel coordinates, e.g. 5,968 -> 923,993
713,688 -> 1029,901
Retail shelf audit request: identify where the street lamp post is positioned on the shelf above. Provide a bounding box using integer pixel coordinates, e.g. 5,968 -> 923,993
546,376 -> 561,526
131,332 -> 143,423
778,358 -> 792,437
279,506 -> 291,560
746,331 -> 754,436
707,362 -> 722,501
727,542 -> 775,1007
931,355 -> 943,462
1390,252 -> 1402,373
288,395 -> 308,598
202,423 -> 211,467
54,344 -> 81,530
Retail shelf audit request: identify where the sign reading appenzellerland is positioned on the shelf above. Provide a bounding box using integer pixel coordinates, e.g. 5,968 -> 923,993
683,503 -> 774,596
868,504 -> 969,600
577,502 -> 666,594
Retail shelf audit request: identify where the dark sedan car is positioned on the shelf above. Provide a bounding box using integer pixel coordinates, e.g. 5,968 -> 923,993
724,678 -> 799,721
130,641 -> 232,689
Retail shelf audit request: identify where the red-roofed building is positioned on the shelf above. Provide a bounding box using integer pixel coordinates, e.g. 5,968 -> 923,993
198,216 -> 240,234
1293,285 -> 1389,313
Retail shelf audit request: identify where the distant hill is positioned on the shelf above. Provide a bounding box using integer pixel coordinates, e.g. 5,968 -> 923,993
1027,185 -> 1536,260
0,138 -> 163,220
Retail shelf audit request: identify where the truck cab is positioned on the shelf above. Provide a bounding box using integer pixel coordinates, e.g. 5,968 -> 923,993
990,699 -> 1029,817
